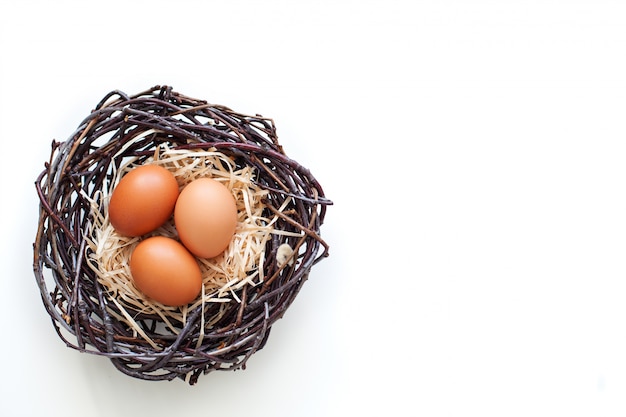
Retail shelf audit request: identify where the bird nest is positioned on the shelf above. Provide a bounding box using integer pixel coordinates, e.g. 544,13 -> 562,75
33,85 -> 331,385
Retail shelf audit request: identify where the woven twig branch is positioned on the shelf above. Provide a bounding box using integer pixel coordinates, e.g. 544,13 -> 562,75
33,85 -> 331,384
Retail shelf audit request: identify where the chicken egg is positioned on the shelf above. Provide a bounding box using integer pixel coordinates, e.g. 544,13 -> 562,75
129,236 -> 202,306
174,178 -> 238,258
108,165 -> 179,237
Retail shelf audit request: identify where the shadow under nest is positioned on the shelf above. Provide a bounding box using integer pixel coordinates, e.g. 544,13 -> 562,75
33,85 -> 331,385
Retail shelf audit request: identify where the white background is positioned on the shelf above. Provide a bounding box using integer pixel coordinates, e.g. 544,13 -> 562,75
1,0 -> 626,416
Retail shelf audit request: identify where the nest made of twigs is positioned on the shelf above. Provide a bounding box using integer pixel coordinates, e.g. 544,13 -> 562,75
33,85 -> 331,385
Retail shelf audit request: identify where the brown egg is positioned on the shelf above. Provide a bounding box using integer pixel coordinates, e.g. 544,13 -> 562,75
129,236 -> 202,306
174,178 -> 238,258
108,165 -> 179,237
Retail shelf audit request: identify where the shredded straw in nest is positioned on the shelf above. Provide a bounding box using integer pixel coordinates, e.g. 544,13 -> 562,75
85,145 -> 283,338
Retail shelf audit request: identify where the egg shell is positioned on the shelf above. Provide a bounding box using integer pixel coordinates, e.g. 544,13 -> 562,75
174,178 -> 238,258
108,165 -> 179,237
129,236 -> 202,306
